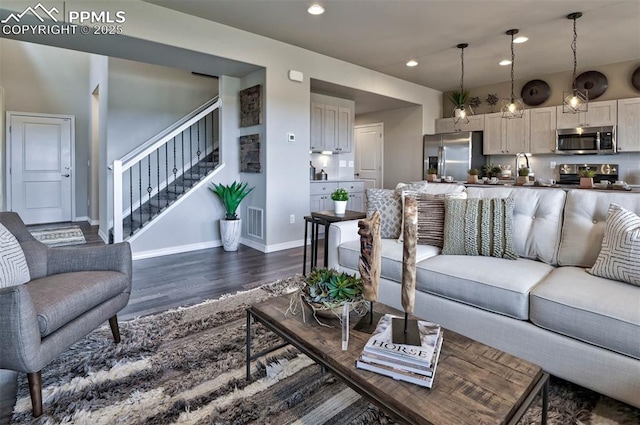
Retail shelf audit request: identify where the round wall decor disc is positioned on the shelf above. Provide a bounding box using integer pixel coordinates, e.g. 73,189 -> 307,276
575,70 -> 608,99
632,66 -> 640,92
521,79 -> 550,106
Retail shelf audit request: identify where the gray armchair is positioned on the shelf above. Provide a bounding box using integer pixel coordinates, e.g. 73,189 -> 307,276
0,212 -> 132,417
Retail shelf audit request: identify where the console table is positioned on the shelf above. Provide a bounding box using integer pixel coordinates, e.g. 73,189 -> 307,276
303,210 -> 366,275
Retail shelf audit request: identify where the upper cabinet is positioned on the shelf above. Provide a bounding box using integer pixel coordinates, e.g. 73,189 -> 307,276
310,94 -> 354,153
529,107 -> 557,154
617,97 -> 640,152
556,100 -> 617,129
483,111 -> 530,155
435,115 -> 484,133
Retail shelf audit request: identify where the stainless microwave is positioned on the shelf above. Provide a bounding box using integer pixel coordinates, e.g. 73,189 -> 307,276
556,126 -> 616,155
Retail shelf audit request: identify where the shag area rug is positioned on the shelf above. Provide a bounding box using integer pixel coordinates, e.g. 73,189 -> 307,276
28,226 -> 86,247
10,276 -> 640,424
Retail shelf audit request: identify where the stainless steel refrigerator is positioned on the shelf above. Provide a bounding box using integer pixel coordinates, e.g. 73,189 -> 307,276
423,132 -> 485,182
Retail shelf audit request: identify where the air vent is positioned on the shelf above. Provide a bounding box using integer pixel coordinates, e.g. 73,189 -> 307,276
247,207 -> 263,239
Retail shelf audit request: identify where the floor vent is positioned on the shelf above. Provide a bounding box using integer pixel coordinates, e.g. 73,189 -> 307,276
247,207 -> 263,239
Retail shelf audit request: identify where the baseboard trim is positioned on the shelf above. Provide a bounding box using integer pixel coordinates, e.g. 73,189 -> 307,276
263,239 -> 305,253
240,237 -> 266,252
133,240 -> 222,260
97,229 -> 109,244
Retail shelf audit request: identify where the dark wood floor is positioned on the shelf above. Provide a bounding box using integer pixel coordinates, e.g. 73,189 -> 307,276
0,221 -> 319,423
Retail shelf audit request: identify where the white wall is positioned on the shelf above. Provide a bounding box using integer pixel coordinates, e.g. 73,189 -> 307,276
0,39 -> 91,218
90,54 -> 109,233
356,106 -> 424,188
96,0 -> 441,252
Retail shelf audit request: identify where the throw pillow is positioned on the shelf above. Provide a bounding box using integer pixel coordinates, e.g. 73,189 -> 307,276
587,204 -> 640,286
442,197 -> 518,259
396,181 -> 431,242
416,192 -> 468,248
0,223 -> 31,288
366,188 -> 402,239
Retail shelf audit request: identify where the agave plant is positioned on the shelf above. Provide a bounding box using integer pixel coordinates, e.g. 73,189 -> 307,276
209,181 -> 254,220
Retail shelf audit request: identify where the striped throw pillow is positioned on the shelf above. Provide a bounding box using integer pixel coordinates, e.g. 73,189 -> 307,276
442,197 -> 518,259
588,204 -> 640,286
416,192 -> 467,248
0,223 -> 30,288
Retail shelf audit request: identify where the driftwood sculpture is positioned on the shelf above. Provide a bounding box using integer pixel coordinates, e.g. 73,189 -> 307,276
392,195 -> 420,345
402,196 -> 418,313
358,211 -> 381,301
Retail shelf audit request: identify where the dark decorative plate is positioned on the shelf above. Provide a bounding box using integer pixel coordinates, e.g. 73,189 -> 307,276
632,66 -> 640,92
575,70 -> 608,99
521,79 -> 551,106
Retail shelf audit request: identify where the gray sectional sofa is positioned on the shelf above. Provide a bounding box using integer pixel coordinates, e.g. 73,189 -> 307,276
328,185 -> 640,408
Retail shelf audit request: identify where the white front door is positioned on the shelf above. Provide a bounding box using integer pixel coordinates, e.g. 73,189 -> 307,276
7,113 -> 74,224
355,123 -> 383,188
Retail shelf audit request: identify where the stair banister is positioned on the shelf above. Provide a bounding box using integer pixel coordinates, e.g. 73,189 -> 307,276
110,96 -> 220,243
118,97 -> 220,172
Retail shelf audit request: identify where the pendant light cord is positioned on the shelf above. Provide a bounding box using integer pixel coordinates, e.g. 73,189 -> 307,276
510,32 -> 515,102
571,15 -> 578,90
460,46 -> 465,93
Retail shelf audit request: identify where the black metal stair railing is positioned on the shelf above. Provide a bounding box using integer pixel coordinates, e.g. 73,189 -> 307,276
111,97 -> 220,243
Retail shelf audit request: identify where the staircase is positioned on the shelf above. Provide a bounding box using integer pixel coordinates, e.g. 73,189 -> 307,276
111,97 -> 221,243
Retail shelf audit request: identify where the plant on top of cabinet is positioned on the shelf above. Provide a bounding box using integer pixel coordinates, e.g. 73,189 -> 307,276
467,168 -> 480,184
427,168 -> 437,182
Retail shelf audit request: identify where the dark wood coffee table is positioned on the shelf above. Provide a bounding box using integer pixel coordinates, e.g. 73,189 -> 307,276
246,295 -> 548,425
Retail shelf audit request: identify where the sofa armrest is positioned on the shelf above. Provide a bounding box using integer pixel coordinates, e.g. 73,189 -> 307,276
0,286 -> 42,371
46,242 -> 132,281
327,220 -> 361,270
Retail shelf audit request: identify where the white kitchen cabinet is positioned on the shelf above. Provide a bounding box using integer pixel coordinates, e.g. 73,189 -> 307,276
309,180 -> 364,212
556,100 -> 617,129
483,111 -> 530,155
435,115 -> 484,133
310,101 -> 354,153
529,107 -> 557,154
617,97 -> 640,152
310,182 -> 338,212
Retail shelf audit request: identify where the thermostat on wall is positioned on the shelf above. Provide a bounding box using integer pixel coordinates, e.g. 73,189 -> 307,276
288,70 -> 304,82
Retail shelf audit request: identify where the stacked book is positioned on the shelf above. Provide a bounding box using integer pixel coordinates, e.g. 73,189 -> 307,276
356,314 -> 443,388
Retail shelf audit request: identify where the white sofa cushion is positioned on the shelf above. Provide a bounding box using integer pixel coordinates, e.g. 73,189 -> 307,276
558,190 -> 640,267
415,255 -> 555,320
465,187 -> 566,265
337,239 -> 439,283
588,204 -> 640,286
530,266 -> 640,360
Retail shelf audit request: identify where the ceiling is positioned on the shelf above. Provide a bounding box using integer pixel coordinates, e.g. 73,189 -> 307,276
144,0 -> 640,92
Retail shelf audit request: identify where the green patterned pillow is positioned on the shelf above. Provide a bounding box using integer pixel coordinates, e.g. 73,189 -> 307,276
442,197 -> 517,259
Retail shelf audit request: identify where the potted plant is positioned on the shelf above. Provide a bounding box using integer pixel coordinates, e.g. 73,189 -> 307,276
331,188 -> 349,215
209,181 -> 254,251
449,90 -> 471,118
579,169 -> 596,189
467,168 -> 480,184
426,168 -> 438,182
302,268 -> 365,319
516,167 -> 530,186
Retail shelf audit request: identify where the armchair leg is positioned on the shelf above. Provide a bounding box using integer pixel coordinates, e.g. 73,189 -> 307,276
109,315 -> 121,343
27,371 -> 43,417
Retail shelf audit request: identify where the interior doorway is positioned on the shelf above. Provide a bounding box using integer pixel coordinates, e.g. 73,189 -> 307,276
355,123 -> 383,188
6,112 -> 75,224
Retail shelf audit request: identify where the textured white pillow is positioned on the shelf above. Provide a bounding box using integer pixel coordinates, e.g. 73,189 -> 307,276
588,204 -> 640,286
0,222 -> 31,288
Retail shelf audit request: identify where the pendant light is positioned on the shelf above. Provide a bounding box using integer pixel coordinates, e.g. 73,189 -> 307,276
452,43 -> 472,128
563,12 -> 588,113
501,29 -> 525,119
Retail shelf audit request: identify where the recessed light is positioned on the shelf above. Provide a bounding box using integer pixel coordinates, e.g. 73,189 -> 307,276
307,4 -> 325,15
513,36 -> 529,44
499,60 -> 512,66
406,60 -> 419,67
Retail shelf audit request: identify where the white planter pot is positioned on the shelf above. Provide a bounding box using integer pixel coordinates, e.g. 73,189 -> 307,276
220,219 -> 242,251
334,200 -> 347,215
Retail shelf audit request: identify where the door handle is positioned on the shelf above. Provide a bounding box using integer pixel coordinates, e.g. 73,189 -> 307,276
62,174 -> 70,177
354,173 -> 360,176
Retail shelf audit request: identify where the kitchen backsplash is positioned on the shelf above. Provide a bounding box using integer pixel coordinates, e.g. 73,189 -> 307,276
310,152 -> 356,181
